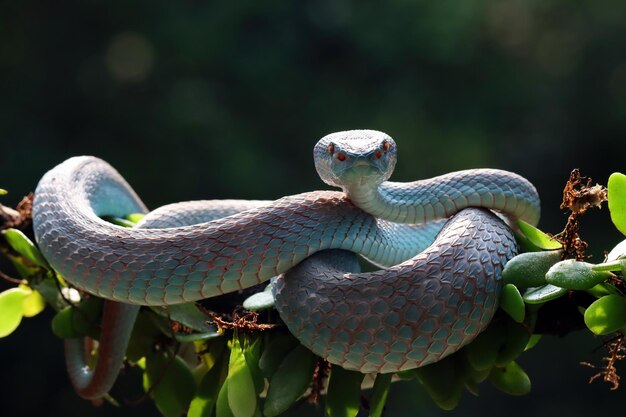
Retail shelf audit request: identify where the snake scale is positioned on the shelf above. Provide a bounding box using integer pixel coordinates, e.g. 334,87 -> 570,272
32,130 -> 540,397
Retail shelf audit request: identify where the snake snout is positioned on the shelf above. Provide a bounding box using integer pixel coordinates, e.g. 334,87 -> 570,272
343,158 -> 381,177
351,159 -> 371,168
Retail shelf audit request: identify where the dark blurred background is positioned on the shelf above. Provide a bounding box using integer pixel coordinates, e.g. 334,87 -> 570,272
1,0 -> 626,416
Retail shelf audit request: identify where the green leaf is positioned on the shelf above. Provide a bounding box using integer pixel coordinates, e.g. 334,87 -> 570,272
462,334 -> 494,386
0,287 -> 29,337
545,260 -> 612,290
502,250 -> 562,288
72,296 -> 103,336
0,188 -> 7,195
175,331 -> 223,343
591,260 -> 623,272
325,366 -> 365,417
243,280 -> 276,311
465,363 -> 491,385
242,291 -> 275,311
191,365 -> 209,395
516,220 -> 562,250
263,344 -> 316,417
464,319 -> 506,371
495,321 -> 531,366
606,239 -> 626,262
152,303 -> 216,333
21,287 -> 46,317
142,352 -> 196,417
216,380 -> 235,417
50,305 -> 76,338
101,216 -> 137,228
227,333 -> 257,417
585,282 -> 620,298
522,284 -> 568,304
2,228 -> 49,268
500,284 -> 525,323
488,361 -> 531,396
464,379 -> 480,397
51,297 -> 103,339
31,274 -> 65,311
395,369 -> 417,380
608,172 -> 626,236
241,334 -> 264,395
369,373 -> 392,417
584,295 -> 626,335
188,352 -> 228,417
488,362 -> 531,395
197,338 -> 228,371
126,213 -> 145,223
126,310 -> 162,363
415,356 -> 463,410
4,252 -> 39,278
188,370 -> 219,417
524,334 -> 542,351
514,232 -> 543,253
259,333 -> 300,378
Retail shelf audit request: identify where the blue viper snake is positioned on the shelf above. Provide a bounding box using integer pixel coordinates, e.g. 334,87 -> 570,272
31,130 -> 540,399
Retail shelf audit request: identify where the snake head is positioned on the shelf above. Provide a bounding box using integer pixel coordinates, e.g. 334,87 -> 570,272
314,130 -> 397,190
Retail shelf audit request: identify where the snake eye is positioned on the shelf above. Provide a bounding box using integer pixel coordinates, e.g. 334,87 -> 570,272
327,143 -> 335,155
373,150 -> 383,159
336,152 -> 346,162
382,141 -> 391,153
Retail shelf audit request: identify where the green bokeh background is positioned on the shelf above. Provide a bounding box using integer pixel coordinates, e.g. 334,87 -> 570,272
1,1 -> 626,416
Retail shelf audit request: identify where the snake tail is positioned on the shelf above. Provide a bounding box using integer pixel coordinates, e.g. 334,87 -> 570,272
64,301 -> 140,399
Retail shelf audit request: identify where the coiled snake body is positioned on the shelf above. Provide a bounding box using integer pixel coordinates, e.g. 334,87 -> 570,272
32,130 -> 540,397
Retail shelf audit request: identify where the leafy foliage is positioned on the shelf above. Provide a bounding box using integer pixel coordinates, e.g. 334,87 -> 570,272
500,284 -> 525,323
139,352 -> 196,417
325,366 -> 364,417
0,287 -> 31,337
584,296 -> 626,336
608,173 -> 626,237
263,344 -> 315,417
516,220 -> 563,251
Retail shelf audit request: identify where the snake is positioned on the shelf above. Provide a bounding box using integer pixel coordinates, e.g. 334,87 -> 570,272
32,129 -> 540,398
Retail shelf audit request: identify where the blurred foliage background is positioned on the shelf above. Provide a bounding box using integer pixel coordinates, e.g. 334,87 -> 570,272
1,0 -> 626,416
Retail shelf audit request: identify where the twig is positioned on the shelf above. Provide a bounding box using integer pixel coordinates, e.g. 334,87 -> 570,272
209,309 -> 279,333
581,335 -> 625,390
555,169 -> 607,261
307,358 -> 330,405
0,269 -> 22,284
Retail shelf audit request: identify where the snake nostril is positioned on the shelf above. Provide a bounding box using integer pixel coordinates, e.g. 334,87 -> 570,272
336,152 -> 347,162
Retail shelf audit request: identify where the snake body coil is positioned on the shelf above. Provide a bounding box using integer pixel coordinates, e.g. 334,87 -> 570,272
32,130 -> 540,391
275,209 -> 515,373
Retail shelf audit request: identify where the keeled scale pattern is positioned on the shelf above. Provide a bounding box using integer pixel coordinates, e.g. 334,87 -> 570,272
33,157 -> 428,305
273,208 -> 517,373
136,199 -> 270,228
350,169 -> 541,226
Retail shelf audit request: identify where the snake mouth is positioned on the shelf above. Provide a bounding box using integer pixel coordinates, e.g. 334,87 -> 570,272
352,161 -> 384,176
351,160 -> 372,168
335,161 -> 385,187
